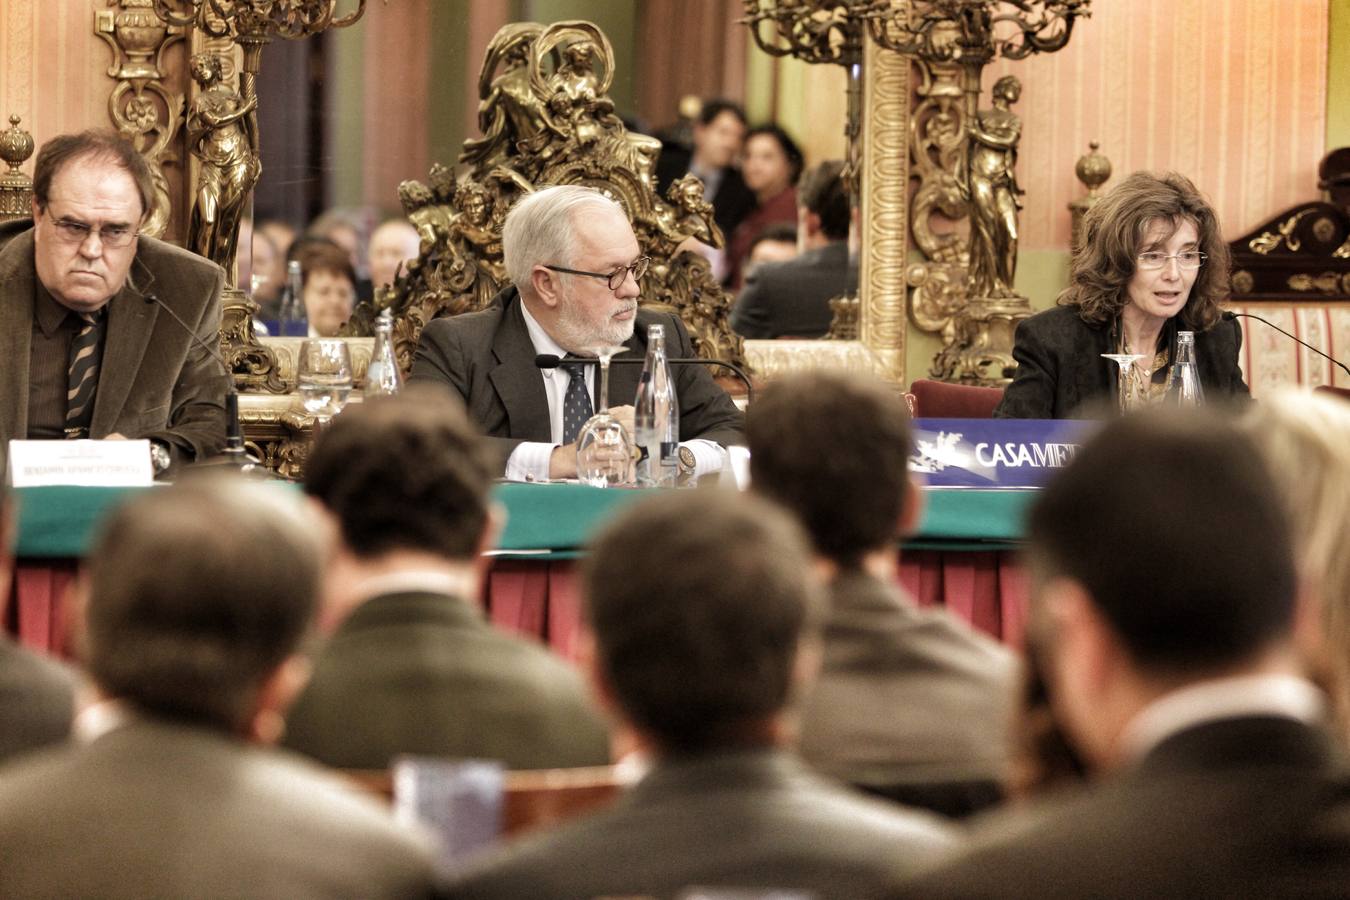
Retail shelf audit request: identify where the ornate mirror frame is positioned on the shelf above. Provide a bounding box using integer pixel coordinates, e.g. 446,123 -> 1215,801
742,41 -> 909,385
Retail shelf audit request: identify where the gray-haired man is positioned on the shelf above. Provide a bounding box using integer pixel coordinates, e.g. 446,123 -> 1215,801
411,184 -> 743,480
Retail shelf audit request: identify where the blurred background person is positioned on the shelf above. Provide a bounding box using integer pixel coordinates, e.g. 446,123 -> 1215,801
246,221 -> 282,320
368,218 -> 420,293
742,222 -> 798,279
1241,389 -> 1350,747
725,124 -> 804,290
733,160 -> 855,339
749,372 -> 1015,818
0,449 -> 78,765
0,478 -> 436,897
997,171 -> 1248,418
291,237 -> 357,337
655,99 -> 756,252
308,207 -> 374,303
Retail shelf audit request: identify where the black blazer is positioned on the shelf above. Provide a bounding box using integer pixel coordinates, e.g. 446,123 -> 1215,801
410,286 -> 745,468
446,748 -> 955,900
994,304 -> 1250,419
892,716 -> 1350,899
731,240 -> 855,339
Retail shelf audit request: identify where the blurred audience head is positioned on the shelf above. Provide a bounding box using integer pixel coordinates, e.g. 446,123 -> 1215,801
691,99 -> 747,171
798,159 -> 850,244
1027,409 -> 1297,768
745,223 -> 799,275
1240,389 -> 1350,743
248,225 -> 281,306
368,219 -> 420,290
80,477 -> 322,738
307,208 -> 366,276
582,490 -> 823,756
291,237 -> 356,337
749,371 -> 915,570
742,124 -> 804,201
304,385 -> 497,565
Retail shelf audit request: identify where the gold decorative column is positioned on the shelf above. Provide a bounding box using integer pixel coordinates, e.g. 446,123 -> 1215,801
1068,141 -> 1111,250
867,0 -> 1090,385
95,0 -> 186,239
0,115 -> 35,221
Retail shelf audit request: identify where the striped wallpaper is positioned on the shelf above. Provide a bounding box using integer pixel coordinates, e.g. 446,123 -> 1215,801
983,0 -> 1329,251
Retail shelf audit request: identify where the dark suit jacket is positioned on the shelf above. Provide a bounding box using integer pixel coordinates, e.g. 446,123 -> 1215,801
446,747 -> 955,900
410,287 -> 745,468
654,145 -> 757,240
282,590 -> 610,771
0,219 -> 229,462
893,716 -> 1350,899
994,304 -> 1250,419
799,570 -> 1015,810
0,716 -> 436,898
0,638 -> 76,764
731,240 -> 854,338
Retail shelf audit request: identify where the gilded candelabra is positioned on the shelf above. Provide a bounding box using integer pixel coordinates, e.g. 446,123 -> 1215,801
148,0 -> 372,396
866,0 -> 1089,384
742,1 -> 889,339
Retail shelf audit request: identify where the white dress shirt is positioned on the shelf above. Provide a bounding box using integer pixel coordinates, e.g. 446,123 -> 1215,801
1119,673 -> 1324,764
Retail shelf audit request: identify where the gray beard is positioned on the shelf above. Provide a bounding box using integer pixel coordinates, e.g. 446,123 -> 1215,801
552,288 -> 636,354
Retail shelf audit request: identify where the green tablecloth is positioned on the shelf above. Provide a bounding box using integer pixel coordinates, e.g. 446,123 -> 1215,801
14,482 -> 1033,559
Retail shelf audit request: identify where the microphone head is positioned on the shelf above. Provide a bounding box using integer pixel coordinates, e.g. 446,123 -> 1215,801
534,354 -> 562,369
1222,310 -> 1238,320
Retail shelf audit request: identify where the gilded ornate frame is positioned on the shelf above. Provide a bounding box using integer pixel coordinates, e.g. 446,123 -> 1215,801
743,41 -> 909,384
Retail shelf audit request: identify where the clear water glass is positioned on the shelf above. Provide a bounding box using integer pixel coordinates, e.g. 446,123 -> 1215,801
576,345 -> 634,488
298,338 -> 353,420
1101,353 -> 1146,414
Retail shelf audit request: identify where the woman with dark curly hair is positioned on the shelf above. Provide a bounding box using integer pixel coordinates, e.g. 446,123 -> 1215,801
995,171 -> 1250,418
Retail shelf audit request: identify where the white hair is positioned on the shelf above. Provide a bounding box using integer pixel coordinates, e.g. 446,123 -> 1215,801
501,185 -> 626,292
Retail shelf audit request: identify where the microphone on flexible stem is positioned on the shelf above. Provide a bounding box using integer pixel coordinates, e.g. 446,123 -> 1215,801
534,353 -> 755,404
142,291 -> 248,466
1223,310 -> 1350,379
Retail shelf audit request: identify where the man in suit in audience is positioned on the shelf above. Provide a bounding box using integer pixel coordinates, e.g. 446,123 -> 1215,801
0,478 -> 436,898
411,184 -> 743,482
447,490 -> 954,900
895,410 -> 1350,898
732,160 -> 858,339
654,98 -> 756,241
0,451 -> 78,764
749,372 -> 1015,817
283,386 -> 610,771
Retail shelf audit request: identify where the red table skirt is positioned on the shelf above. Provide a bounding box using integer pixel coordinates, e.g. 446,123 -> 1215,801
10,550 -> 1028,662
483,550 -> 1029,663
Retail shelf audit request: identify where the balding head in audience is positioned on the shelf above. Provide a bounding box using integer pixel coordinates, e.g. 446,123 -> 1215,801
583,490 -> 824,755
1027,409 -> 1297,769
749,371 -> 916,570
81,476 -> 322,739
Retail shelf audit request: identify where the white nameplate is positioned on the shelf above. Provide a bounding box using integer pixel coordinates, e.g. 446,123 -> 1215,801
8,439 -> 155,487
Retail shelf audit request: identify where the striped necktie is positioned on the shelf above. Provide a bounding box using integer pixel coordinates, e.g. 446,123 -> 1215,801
560,362 -> 594,445
65,310 -> 106,439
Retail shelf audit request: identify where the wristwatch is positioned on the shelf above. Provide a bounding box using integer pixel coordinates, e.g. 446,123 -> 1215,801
677,445 -> 697,477
149,440 -> 172,476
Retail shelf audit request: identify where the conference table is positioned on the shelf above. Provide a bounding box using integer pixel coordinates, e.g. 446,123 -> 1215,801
7,482 -> 1034,662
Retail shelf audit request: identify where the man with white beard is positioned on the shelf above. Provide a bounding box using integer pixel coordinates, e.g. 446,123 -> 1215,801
412,185 -> 743,480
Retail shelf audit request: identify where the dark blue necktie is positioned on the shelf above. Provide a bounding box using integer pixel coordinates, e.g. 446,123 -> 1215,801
560,362 -> 593,445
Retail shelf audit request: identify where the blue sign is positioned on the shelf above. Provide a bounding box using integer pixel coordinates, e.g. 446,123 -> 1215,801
910,419 -> 1099,488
